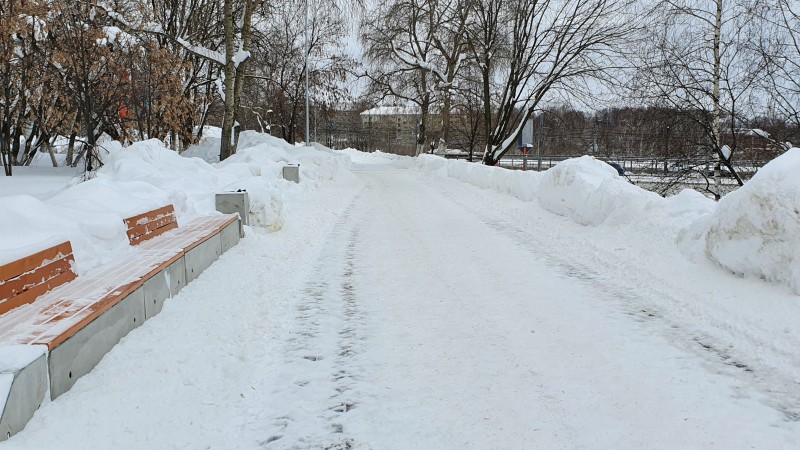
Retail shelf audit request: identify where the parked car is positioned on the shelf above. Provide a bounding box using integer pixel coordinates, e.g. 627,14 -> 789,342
604,161 -> 625,176
706,167 -> 732,177
667,161 -> 689,172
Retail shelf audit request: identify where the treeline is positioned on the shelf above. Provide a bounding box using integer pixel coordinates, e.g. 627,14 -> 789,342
0,0 -> 354,175
360,0 -> 800,197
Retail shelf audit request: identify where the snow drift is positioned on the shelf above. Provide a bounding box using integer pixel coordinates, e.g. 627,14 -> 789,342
536,156 -> 660,226
408,150 -> 800,294
704,148 -> 800,293
416,154 -> 659,225
0,134 -> 352,272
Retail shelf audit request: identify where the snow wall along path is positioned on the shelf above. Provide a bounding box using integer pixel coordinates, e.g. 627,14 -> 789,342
405,149 -> 800,295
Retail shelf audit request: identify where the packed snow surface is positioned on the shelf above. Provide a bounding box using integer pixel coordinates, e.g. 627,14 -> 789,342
2,143 -> 800,448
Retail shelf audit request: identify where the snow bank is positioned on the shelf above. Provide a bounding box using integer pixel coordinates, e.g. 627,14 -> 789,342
0,132 -> 351,272
185,130 -> 351,186
537,156 -> 660,226
417,154 -> 657,225
408,149 -> 800,294
704,148 -> 800,293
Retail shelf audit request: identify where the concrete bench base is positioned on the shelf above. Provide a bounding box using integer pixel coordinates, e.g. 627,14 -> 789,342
0,217 -> 242,441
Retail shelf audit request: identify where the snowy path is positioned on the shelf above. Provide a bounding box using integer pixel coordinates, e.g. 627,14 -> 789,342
4,161 -> 800,449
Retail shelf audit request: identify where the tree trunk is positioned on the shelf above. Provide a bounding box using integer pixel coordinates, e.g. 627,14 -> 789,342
712,0 -> 723,199
0,121 -> 11,176
219,0 -> 237,161
232,0 -> 255,151
480,63 -> 493,165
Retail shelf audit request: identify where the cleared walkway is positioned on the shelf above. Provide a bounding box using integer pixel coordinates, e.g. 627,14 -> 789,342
3,161 -> 800,449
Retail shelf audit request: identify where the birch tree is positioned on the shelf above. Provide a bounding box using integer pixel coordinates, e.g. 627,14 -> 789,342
632,0 -> 764,196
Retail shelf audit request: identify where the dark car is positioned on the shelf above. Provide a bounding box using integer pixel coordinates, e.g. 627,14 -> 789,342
605,161 -> 625,176
706,167 -> 732,177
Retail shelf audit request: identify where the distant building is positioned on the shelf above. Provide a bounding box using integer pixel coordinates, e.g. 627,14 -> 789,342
360,106 -> 421,156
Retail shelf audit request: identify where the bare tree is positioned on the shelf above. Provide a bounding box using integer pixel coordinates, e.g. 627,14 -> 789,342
361,0 -> 439,155
756,0 -> 800,145
98,0 -> 259,160
249,0 -> 355,144
463,0 -> 635,166
631,0 -> 768,197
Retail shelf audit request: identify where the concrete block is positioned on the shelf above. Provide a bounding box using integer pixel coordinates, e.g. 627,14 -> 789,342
184,234 -> 222,284
143,257 -> 186,320
0,354 -> 48,441
215,192 -> 250,226
48,288 -> 146,399
220,220 -> 242,254
282,165 -> 300,183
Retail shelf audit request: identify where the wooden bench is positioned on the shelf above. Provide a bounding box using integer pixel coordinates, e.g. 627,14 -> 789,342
0,242 -> 77,316
0,206 -> 242,439
125,205 -> 178,245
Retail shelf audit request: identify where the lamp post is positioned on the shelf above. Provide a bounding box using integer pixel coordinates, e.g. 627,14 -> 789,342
304,0 -> 311,146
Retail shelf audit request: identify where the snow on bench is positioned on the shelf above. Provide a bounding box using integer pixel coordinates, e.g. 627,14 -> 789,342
0,207 -> 242,440
0,242 -> 77,316
125,204 -> 179,245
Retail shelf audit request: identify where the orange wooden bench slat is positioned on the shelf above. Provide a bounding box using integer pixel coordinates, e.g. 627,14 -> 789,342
0,257 -> 75,301
126,215 -> 177,241
129,221 -> 179,245
0,242 -> 73,281
125,205 -> 178,246
123,205 -> 175,228
0,270 -> 77,316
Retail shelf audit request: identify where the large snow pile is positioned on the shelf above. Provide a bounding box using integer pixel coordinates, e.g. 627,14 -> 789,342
0,134 -> 351,273
185,131 -> 349,184
416,154 -> 658,225
536,156 -> 660,225
704,148 -> 800,293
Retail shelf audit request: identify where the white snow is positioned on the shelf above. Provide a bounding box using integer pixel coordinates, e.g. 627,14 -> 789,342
721,144 -> 732,160
0,132 -> 351,273
359,105 -> 421,116
704,148 -> 800,293
2,144 -> 800,448
232,49 -> 251,68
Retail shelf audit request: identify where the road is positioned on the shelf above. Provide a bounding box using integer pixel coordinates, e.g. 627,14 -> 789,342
4,158 -> 800,449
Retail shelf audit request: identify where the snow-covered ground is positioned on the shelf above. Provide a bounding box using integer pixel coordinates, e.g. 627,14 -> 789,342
2,143 -> 800,448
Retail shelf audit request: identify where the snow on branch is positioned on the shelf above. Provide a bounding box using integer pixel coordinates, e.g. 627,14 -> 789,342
94,1 -> 226,66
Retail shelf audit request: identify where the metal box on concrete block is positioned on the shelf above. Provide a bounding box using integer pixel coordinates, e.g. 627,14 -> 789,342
282,165 -> 300,183
215,191 -> 249,226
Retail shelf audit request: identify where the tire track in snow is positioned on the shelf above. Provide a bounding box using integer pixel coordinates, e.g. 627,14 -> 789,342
433,177 -> 800,423
261,195 -> 370,449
